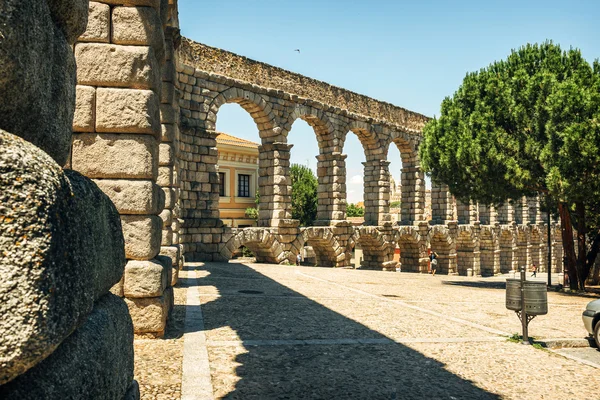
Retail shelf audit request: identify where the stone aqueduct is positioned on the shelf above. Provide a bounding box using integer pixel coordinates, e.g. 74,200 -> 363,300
65,0 -> 562,337
172,40 -> 563,275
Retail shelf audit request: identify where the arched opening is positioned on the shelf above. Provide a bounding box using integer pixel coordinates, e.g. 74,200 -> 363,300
530,229 -> 541,272
391,133 -> 426,225
479,228 -> 497,276
343,131 -> 367,225
516,229 -> 528,269
287,117 -> 322,227
346,240 -> 361,269
221,228 -> 285,264
214,103 -> 262,228
353,227 -> 395,270
456,229 -> 478,276
388,144 -> 403,224
429,230 -> 454,274
300,228 -> 342,268
499,230 -> 514,273
397,230 -> 420,272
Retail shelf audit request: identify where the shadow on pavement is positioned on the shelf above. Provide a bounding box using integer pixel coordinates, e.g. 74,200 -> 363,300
181,262 -> 500,399
442,280 -> 507,290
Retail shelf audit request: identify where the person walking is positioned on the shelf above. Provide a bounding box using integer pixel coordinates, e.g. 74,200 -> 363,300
429,251 -> 439,276
531,263 -> 537,278
296,253 -> 302,266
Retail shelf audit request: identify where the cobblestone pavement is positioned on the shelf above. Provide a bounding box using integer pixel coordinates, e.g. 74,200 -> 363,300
554,347 -> 600,368
136,261 -> 600,399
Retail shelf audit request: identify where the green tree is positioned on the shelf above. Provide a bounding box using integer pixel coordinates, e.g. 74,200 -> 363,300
290,164 -> 318,226
346,203 -> 365,217
420,42 -> 600,290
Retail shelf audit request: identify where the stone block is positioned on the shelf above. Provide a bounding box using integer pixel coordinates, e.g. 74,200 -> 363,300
162,227 -> 173,245
99,0 -> 160,8
0,132 -> 125,385
0,0 -> 76,166
121,215 -> 162,260
157,166 -> 173,186
124,287 -> 172,336
75,43 -> 159,90
123,259 -> 167,298
159,209 -> 173,227
72,133 -> 157,179
163,187 -> 176,209
161,124 -> 176,142
159,245 -> 180,266
112,6 -> 165,61
96,88 -> 160,135
155,255 -> 173,288
94,179 -> 163,215
0,294 -> 134,399
159,143 -> 174,166
110,275 -> 125,297
78,1 -> 110,43
73,85 -> 96,132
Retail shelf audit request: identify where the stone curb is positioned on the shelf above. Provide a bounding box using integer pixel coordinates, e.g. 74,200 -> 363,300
535,337 -> 593,349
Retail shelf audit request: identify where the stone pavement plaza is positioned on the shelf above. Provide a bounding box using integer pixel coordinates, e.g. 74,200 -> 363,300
134,262 -> 600,399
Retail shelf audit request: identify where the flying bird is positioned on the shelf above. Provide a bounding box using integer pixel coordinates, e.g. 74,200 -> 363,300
294,49 -> 300,53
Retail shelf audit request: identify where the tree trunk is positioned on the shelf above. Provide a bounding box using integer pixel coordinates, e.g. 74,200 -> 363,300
558,202 -> 578,290
575,202 -> 587,290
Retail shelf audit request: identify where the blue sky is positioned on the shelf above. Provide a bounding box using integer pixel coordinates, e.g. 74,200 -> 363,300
179,0 -> 599,203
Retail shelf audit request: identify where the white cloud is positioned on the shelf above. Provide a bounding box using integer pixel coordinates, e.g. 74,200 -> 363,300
350,174 -> 363,184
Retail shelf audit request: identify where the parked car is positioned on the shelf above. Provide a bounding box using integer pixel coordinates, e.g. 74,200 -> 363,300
582,298 -> 600,347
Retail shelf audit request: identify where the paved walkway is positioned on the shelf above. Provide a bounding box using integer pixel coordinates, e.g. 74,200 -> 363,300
135,261 -> 600,399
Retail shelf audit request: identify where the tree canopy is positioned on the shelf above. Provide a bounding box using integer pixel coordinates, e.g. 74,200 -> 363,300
420,42 -> 600,289
290,164 -> 318,226
346,203 -> 365,217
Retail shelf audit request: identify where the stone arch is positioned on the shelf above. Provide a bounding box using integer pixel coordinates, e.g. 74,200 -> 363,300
208,87 -> 279,142
351,226 -> 396,270
341,121 -> 391,226
427,226 -> 456,275
396,226 -> 422,272
284,107 -> 342,224
295,227 -> 344,268
479,226 -> 499,276
340,120 -> 383,161
516,226 -> 529,269
456,226 -> 479,276
387,130 -> 424,225
499,227 -> 515,273
530,226 -> 542,271
220,228 -> 286,264
284,105 -> 335,150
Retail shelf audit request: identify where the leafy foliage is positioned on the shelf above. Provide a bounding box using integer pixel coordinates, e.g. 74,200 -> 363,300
290,164 -> 318,226
420,42 -> 600,289
347,203 -> 365,217
245,207 -> 258,220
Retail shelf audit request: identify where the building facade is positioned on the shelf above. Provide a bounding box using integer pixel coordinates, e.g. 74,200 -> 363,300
216,133 -> 259,228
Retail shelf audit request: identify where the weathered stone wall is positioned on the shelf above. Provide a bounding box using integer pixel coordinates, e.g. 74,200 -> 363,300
177,38 -> 429,132
175,44 -> 427,260
0,1 -> 137,398
70,0 -> 178,338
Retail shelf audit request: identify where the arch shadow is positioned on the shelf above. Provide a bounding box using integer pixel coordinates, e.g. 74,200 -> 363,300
183,261 -> 501,399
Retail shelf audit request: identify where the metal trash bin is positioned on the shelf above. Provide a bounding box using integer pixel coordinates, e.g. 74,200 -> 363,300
506,279 -> 548,315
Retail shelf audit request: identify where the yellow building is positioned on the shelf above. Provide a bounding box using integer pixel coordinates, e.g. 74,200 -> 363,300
216,133 -> 259,227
